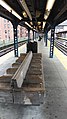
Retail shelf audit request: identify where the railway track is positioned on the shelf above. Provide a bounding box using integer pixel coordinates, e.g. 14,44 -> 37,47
0,41 -> 27,57
54,39 -> 67,56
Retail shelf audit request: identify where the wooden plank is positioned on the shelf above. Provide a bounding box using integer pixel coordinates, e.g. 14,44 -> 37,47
0,83 -> 12,90
0,75 -> 12,83
12,63 -> 20,67
25,75 -> 43,84
16,55 -> 26,63
14,86 -> 45,92
6,68 -> 18,74
20,53 -> 27,56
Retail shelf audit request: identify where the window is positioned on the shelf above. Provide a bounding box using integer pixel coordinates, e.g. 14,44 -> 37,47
0,30 -> 1,36
5,30 -> 7,33
8,24 -> 10,28
4,24 -> 6,28
8,30 -> 10,34
8,36 -> 10,40
5,35 -> 7,39
7,20 -> 9,22
4,19 -> 6,23
0,32 -> 1,39
17,30 -> 19,34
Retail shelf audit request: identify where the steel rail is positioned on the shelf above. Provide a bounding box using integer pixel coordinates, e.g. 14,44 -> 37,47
54,39 -> 67,56
0,40 -> 27,57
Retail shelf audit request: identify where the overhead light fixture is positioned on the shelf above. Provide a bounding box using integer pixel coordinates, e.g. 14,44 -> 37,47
44,10 -> 50,19
39,26 -> 41,28
21,0 -> 32,20
44,0 -> 55,20
38,22 -> 41,25
46,0 -> 55,11
22,11 -> 27,18
25,22 -> 32,29
43,22 -> 46,29
44,14 -> 48,20
33,28 -> 37,32
30,22 -> 33,25
0,0 -> 22,20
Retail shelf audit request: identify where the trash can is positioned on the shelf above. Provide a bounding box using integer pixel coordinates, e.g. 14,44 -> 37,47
27,41 -> 37,53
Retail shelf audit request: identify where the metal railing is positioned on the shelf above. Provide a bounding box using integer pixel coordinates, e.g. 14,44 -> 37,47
0,38 -> 28,57
54,38 -> 67,56
0,37 -> 28,48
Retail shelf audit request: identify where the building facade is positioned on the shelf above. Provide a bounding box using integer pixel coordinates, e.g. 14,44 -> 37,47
0,17 -> 13,41
0,17 -> 32,43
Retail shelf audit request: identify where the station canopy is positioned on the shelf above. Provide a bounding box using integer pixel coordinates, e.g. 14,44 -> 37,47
0,0 -> 67,32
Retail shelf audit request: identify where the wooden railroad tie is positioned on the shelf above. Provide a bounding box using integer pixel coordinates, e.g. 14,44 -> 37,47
0,51 -> 45,105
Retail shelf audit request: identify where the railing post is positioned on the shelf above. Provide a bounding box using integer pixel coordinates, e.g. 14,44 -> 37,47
33,31 -> 34,41
50,26 -> 55,58
13,22 -> 18,57
35,32 -> 36,40
28,29 -> 30,42
44,33 -> 45,41
45,30 -> 48,46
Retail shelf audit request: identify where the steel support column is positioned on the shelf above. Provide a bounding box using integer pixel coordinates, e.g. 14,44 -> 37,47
45,31 -> 48,46
13,23 -> 18,57
28,29 -> 30,42
50,26 -> 55,58
35,32 -> 36,40
44,33 -> 45,43
33,31 -> 34,41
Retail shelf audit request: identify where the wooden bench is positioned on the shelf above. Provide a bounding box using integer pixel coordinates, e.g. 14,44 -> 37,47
0,51 -> 45,105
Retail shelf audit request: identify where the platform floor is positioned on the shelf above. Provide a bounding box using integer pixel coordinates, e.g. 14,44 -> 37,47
0,43 -> 26,76
0,39 -> 67,119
